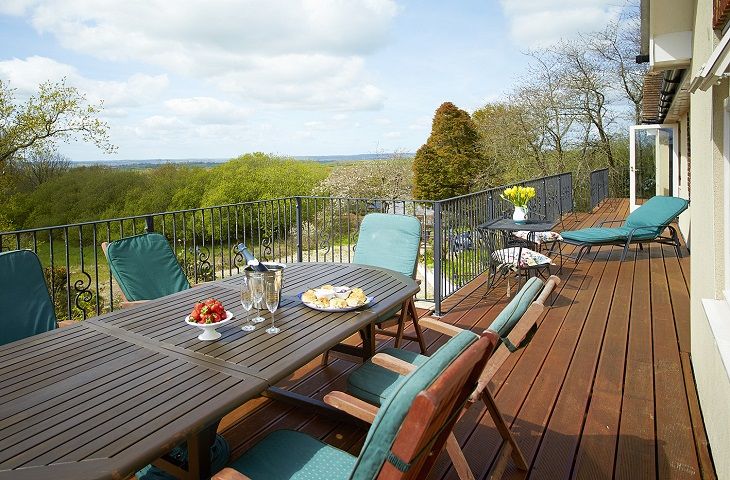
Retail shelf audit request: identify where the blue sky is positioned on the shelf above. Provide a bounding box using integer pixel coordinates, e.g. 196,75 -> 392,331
0,1 -> 622,161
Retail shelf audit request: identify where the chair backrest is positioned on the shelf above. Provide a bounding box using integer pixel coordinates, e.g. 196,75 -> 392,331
349,330 -> 496,479
623,195 -> 689,236
104,233 -> 190,301
0,250 -> 57,345
353,213 -> 422,279
488,277 -> 544,345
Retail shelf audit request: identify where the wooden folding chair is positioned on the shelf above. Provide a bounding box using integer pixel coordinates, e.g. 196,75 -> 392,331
213,329 -> 497,479
336,275 -> 560,479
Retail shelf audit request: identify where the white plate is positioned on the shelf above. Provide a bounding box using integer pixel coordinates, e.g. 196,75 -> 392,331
299,294 -> 374,312
185,310 -> 234,340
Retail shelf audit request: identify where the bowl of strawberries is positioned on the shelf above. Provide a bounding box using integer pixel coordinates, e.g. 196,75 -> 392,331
185,298 -> 234,341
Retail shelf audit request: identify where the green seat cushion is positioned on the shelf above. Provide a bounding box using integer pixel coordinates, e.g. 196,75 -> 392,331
347,278 -> 543,407
105,233 -> 190,301
229,429 -> 356,480
353,213 -> 421,279
561,227 -> 632,243
0,250 -> 57,346
350,330 -> 478,479
347,348 -> 428,406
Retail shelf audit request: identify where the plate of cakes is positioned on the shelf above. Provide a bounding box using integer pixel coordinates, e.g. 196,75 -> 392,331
299,285 -> 373,312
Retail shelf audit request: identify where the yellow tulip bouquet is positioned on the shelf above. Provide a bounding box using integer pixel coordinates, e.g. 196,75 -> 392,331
500,185 -> 536,208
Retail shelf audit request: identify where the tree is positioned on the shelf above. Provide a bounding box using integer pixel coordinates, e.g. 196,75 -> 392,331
412,102 -> 482,200
0,78 -> 115,169
314,153 -> 413,199
13,150 -> 71,189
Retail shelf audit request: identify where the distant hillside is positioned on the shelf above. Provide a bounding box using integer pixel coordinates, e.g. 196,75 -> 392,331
72,153 -> 415,169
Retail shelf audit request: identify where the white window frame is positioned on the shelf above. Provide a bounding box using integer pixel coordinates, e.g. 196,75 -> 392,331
629,124 -> 680,212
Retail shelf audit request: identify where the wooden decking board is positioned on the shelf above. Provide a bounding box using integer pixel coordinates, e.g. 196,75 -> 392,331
651,244 -> 700,479
572,252 -> 635,480
615,243 -> 656,480
438,202 -> 624,480
216,199 -> 716,480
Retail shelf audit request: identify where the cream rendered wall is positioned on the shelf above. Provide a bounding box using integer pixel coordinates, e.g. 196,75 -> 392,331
678,113 -> 691,241
688,2 -> 730,479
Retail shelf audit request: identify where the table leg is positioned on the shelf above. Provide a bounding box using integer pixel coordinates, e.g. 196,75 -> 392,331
361,323 -> 376,361
152,422 -> 219,480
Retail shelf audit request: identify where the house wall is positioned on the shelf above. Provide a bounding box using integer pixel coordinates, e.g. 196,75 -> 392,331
678,112 -> 691,240
686,2 -> 730,478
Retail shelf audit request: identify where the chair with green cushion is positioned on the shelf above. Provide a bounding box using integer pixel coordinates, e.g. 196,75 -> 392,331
561,195 -> 689,262
340,275 -> 561,480
353,213 -> 426,354
0,249 -> 66,346
212,330 -> 497,480
102,233 -> 190,306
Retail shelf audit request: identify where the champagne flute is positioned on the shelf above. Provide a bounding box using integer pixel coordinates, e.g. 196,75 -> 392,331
249,272 -> 265,323
240,275 -> 255,332
265,274 -> 281,334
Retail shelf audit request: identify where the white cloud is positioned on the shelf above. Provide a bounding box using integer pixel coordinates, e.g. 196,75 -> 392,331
164,97 -> 251,124
8,0 -> 397,111
499,0 -> 622,48
384,131 -> 401,139
0,56 -> 168,109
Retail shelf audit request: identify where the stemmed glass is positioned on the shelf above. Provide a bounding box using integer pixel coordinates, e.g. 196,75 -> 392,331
240,275 -> 255,332
249,272 -> 265,324
264,274 -> 281,334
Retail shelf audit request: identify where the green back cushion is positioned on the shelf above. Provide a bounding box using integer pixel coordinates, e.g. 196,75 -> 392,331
350,330 -> 479,479
353,213 -> 421,278
106,233 -> 190,301
489,277 -> 543,338
0,250 -> 57,345
624,196 -> 689,236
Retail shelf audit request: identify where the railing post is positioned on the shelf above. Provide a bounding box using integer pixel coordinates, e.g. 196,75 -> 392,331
145,216 -> 154,232
542,177 -> 548,218
295,197 -> 303,263
433,201 -> 442,316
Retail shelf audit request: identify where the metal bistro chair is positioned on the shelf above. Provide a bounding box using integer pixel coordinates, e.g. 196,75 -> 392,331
0,249 -> 74,346
485,227 -> 554,293
213,329 -> 497,480
101,232 -> 190,308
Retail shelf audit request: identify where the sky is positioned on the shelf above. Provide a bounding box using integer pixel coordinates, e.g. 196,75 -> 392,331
0,0 -> 624,161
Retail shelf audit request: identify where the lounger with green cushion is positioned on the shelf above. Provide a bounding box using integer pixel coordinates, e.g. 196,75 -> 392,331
561,195 -> 689,262
0,250 -> 62,346
213,330 -> 496,480
103,233 -> 190,303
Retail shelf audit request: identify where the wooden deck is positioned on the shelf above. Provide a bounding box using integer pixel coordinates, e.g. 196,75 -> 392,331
218,198 -> 716,479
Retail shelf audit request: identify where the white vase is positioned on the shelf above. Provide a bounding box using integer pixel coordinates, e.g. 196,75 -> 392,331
513,206 -> 528,223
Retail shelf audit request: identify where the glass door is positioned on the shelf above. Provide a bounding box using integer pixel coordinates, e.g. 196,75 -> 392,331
629,124 -> 678,211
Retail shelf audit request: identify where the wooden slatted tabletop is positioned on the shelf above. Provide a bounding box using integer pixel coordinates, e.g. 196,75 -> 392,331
0,262 -> 417,480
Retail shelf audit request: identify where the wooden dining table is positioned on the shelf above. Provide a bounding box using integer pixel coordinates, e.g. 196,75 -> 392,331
0,262 -> 419,480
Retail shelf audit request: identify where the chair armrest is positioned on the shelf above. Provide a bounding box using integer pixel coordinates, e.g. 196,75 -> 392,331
371,353 -> 418,375
598,219 -> 625,226
212,468 -> 252,480
323,391 -> 378,424
419,317 -> 463,337
57,320 -> 76,328
120,300 -> 149,309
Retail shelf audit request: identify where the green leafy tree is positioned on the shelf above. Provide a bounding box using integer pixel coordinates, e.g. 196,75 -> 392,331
412,102 -> 481,200
0,78 -> 115,168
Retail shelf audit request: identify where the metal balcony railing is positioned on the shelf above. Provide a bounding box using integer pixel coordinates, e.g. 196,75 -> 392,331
0,172 -> 573,318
